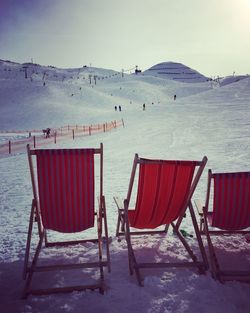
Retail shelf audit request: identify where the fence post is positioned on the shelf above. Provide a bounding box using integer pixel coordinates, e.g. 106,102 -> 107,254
89,126 -> 91,136
8,140 -> 11,154
103,124 -> 105,132
33,136 -> 36,148
54,131 -> 57,144
122,118 -> 125,127
72,129 -> 75,139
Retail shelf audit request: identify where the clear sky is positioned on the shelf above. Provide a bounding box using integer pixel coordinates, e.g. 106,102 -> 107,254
0,0 -> 250,77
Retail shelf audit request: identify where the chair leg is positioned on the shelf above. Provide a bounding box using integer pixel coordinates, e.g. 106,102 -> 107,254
22,231 -> 45,299
203,217 -> 221,280
114,197 -> 125,238
23,200 -> 36,280
189,202 -> 209,270
164,224 -> 170,233
125,231 -> 143,285
102,196 -> 111,272
96,214 -> 105,285
124,207 -> 143,286
116,212 -> 121,237
116,210 -> 125,238
172,223 -> 198,263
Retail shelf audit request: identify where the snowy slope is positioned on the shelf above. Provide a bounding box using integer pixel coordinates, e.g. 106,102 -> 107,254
219,74 -> 250,86
0,60 -> 214,130
0,60 -> 124,130
0,60 -> 250,313
142,61 -> 209,83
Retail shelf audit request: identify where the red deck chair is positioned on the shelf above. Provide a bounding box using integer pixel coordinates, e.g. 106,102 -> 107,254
197,169 -> 250,283
114,154 -> 208,286
22,143 -> 110,298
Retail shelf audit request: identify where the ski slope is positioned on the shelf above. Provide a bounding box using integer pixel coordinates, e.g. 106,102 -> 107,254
0,60 -> 249,313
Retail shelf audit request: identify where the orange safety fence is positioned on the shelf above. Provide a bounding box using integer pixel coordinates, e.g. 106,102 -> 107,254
0,119 -> 124,156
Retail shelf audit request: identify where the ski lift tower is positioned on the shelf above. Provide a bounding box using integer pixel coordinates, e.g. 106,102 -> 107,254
135,65 -> 141,74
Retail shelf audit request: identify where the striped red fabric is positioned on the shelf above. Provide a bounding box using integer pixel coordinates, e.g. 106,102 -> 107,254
128,159 -> 196,229
212,172 -> 250,230
36,149 -> 95,233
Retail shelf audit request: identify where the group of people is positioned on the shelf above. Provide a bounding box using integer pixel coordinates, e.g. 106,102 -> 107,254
114,95 -> 177,113
42,128 -> 51,138
114,105 -> 122,111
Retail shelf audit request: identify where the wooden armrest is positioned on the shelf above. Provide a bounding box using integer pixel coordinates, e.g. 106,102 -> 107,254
194,199 -> 204,216
113,196 -> 124,211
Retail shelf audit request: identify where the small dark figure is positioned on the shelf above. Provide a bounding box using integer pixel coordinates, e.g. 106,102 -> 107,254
143,103 -> 146,110
46,128 -> 51,138
119,105 -> 121,111
174,94 -> 176,100
115,106 -> 117,111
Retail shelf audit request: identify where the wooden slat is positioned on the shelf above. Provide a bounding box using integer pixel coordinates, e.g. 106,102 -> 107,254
28,261 -> 108,272
45,238 -> 99,247
30,147 -> 101,155
28,283 -> 103,296
137,261 -> 204,269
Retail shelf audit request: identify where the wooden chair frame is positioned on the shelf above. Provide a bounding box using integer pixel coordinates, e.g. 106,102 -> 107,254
114,154 -> 208,286
22,143 -> 110,298
196,169 -> 250,283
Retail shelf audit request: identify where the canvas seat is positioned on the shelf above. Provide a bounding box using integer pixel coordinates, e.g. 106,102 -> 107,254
196,170 -> 250,283
22,143 -> 110,298
114,154 -> 208,286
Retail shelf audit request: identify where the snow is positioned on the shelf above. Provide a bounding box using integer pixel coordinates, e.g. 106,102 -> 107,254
0,60 -> 249,313
142,61 -> 209,83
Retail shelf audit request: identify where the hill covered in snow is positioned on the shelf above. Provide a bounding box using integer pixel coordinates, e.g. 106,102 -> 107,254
1,59 -> 250,132
142,61 -> 210,83
219,74 -> 250,86
0,58 -> 250,313
0,59 -> 213,130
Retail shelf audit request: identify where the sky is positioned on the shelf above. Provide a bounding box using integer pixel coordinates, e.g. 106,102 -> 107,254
0,0 -> 250,77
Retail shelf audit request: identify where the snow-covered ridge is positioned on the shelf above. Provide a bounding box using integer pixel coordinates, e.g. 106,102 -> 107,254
0,59 -> 249,133
0,59 -> 121,83
142,61 -> 209,83
219,74 -> 250,86
0,59 -> 213,131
